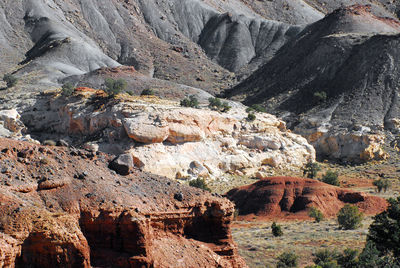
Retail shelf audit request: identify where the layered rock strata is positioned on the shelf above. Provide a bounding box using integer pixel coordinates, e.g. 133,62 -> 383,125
0,138 -> 246,267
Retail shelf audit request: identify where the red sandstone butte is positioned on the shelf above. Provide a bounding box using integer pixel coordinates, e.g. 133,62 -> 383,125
226,176 -> 387,219
0,138 -> 246,268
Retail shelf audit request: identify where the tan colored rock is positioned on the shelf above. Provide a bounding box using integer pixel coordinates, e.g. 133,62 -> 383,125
19,93 -> 316,179
167,123 -> 204,143
123,117 -> 169,143
0,109 -> 26,135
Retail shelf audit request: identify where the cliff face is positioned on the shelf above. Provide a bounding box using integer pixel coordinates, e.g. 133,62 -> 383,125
0,138 -> 246,267
226,176 -> 387,218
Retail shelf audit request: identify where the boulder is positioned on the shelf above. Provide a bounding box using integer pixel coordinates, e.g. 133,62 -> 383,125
108,153 -> 134,175
123,117 -> 169,144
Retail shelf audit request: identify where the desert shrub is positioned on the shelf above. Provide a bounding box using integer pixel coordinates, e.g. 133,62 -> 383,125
276,252 -> 299,268
3,74 -> 18,88
61,83 -> 75,96
321,170 -> 340,186
246,104 -> 267,113
358,240 -> 389,268
372,178 -> 391,193
247,113 -> 256,122
313,249 -> 340,268
302,162 -> 320,179
311,248 -> 358,268
367,197 -> 400,259
337,204 -> 363,230
336,248 -> 359,268
188,178 -> 211,192
104,78 -> 127,97
140,89 -> 155,96
309,207 -> 324,222
180,95 -> 199,108
208,97 -> 231,112
313,91 -> 327,103
271,222 -> 283,237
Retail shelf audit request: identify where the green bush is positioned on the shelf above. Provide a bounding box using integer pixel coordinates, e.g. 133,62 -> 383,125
104,78 -> 127,97
271,222 -> 283,237
188,178 -> 211,192
321,170 -> 340,186
246,104 -> 267,113
367,197 -> 400,259
276,252 -> 299,268
247,113 -> 256,122
180,95 -> 199,108
313,91 -> 327,103
140,89 -> 155,96
313,249 -> 340,268
3,74 -> 18,88
372,178 -> 391,193
208,97 -> 231,112
337,204 -> 363,230
309,207 -> 324,222
61,83 -> 75,97
302,162 -> 320,179
336,248 -> 359,268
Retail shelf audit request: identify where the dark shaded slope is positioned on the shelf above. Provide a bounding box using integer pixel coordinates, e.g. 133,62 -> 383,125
227,5 -> 400,128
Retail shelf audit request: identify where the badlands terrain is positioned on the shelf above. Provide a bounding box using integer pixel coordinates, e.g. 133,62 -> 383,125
1,0 -> 400,267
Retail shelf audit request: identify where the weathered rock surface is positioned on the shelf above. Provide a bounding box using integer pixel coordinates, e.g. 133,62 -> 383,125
14,89 -> 315,180
226,176 -> 388,218
227,5 -> 400,162
0,138 -> 246,267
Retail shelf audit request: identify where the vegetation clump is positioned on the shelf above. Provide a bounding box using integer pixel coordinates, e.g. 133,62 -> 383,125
180,95 -> 199,108
188,178 -> 211,192
321,170 -> 340,186
372,178 -> 391,193
313,91 -> 327,103
309,207 -> 324,223
61,83 -> 75,97
367,197 -> 400,259
337,204 -> 363,230
246,113 -> 256,122
302,162 -> 320,179
271,222 -> 283,237
104,78 -> 127,97
208,97 -> 231,112
245,104 -> 267,113
3,74 -> 18,88
140,89 -> 155,96
276,252 -> 299,268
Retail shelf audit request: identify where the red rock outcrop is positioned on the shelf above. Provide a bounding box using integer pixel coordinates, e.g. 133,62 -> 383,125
0,138 -> 246,267
226,177 -> 387,218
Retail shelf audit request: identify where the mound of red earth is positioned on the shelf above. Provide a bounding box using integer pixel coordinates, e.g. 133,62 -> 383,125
0,138 -> 246,268
226,177 -> 387,219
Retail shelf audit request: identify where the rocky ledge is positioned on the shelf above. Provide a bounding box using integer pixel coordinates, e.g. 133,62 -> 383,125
2,89 -> 315,180
226,176 -> 387,218
0,138 -> 246,267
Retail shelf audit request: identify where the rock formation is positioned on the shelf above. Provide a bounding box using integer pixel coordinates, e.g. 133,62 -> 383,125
9,88 -> 315,180
0,138 -> 246,267
226,177 -> 388,218
227,5 -> 400,162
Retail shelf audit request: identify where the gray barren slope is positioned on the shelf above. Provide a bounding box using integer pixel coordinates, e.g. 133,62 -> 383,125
227,5 -> 400,131
0,0 -> 303,94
